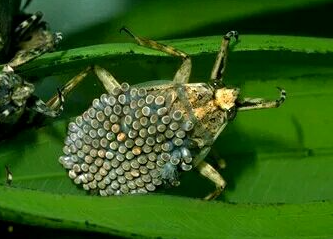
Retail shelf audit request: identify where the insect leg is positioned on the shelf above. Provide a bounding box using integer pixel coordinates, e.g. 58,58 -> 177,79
120,27 -> 192,84
210,31 -> 238,88
46,66 -> 92,110
210,148 -> 227,169
93,65 -> 121,94
46,65 -> 121,110
237,87 -> 286,111
9,31 -> 62,68
28,89 -> 64,117
14,11 -> 44,40
9,11 -> 62,68
196,160 -> 226,200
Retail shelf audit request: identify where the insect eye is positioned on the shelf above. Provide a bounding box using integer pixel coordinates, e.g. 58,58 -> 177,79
226,106 -> 237,120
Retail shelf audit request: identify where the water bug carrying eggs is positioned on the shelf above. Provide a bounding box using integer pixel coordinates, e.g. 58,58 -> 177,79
58,28 -> 286,200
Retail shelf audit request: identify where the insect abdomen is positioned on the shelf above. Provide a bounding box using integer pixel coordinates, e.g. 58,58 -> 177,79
59,82 -> 200,196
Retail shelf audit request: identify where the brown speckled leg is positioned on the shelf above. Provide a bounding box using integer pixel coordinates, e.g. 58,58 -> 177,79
93,65 -> 121,93
46,64 -> 122,110
237,88 -> 286,111
9,12 -> 62,68
120,27 -> 192,84
197,160 -> 226,200
46,66 -> 92,110
210,31 -> 238,87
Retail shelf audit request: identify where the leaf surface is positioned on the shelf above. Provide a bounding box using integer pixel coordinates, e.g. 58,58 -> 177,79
0,35 -> 332,238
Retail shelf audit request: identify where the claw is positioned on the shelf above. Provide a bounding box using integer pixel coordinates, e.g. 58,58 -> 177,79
224,30 -> 239,41
276,87 -> 286,106
119,26 -> 136,39
53,32 -> 63,45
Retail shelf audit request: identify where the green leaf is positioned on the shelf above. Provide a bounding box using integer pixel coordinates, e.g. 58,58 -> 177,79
1,187 -> 333,239
1,35 -> 333,238
18,35 -> 333,76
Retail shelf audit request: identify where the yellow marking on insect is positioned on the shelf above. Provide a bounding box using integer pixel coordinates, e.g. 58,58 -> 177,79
214,88 -> 238,110
193,100 -> 216,120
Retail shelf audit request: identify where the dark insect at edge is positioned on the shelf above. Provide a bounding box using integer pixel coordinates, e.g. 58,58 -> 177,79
0,7 -> 64,138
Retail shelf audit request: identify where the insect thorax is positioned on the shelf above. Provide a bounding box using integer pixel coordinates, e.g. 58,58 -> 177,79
182,83 -> 229,144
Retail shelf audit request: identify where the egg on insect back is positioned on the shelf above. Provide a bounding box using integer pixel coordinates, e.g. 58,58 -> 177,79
59,81 -> 226,196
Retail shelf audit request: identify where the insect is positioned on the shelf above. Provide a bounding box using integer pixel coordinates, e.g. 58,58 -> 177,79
0,10 -> 64,137
58,28 -> 286,200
